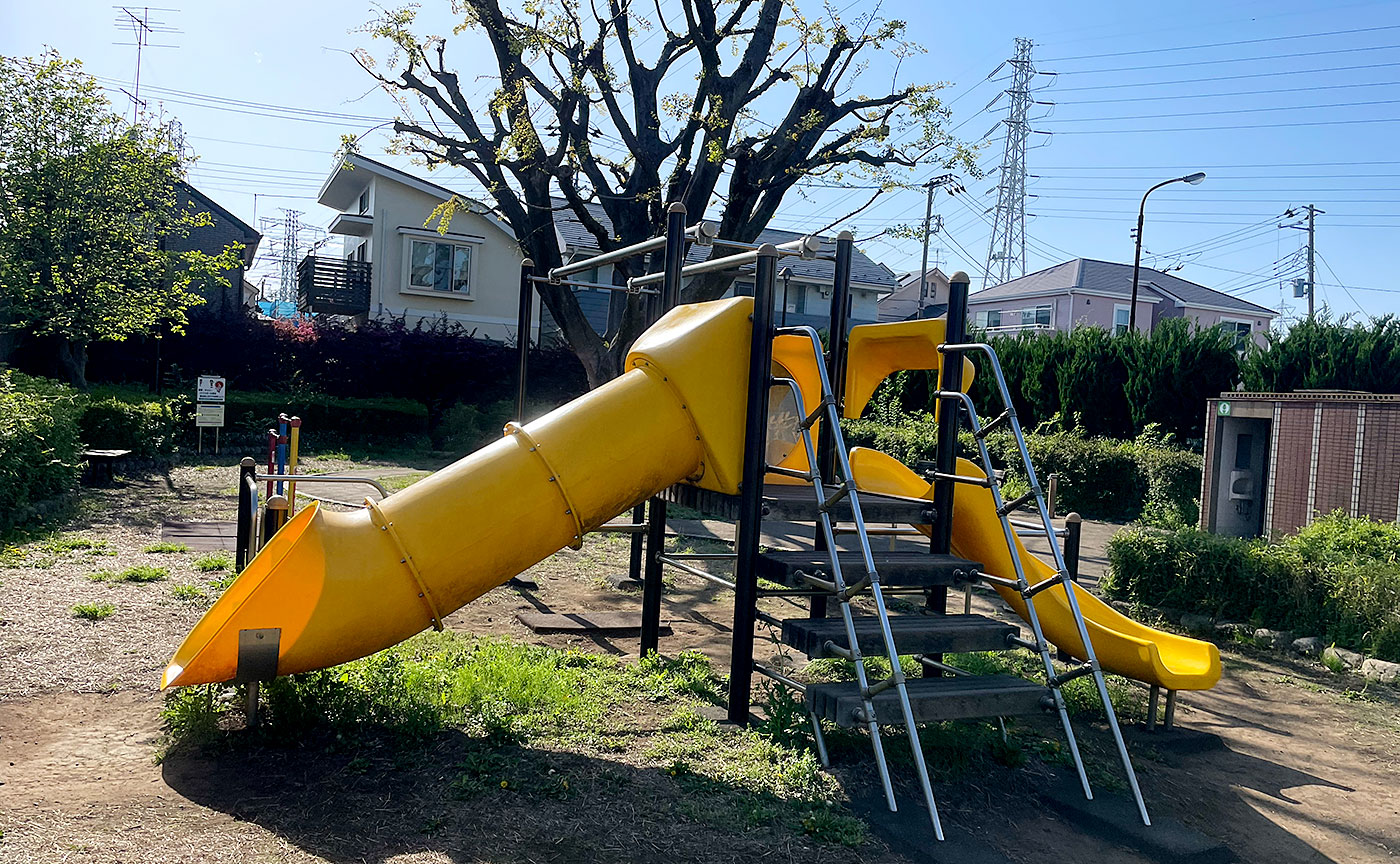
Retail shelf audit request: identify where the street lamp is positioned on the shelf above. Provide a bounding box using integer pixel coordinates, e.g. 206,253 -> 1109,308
1129,172 -> 1206,332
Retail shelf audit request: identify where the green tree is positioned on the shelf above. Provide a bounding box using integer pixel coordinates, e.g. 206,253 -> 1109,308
354,1 -> 973,386
0,53 -> 239,388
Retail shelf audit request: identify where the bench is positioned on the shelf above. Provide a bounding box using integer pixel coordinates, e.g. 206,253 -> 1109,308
82,449 -> 132,486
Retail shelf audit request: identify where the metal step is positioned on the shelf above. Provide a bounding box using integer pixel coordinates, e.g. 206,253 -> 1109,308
807,675 -> 1053,727
755,551 -> 980,589
661,481 -> 936,524
781,613 -> 1016,659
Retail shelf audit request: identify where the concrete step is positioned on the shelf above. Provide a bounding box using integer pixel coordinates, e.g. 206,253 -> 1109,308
807,675 -> 1052,727
781,613 -> 1017,659
755,550 -> 981,589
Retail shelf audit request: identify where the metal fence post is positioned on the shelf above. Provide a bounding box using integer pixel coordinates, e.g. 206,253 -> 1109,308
262,494 -> 289,546
728,244 -> 780,726
236,457 -> 256,571
515,258 -> 535,423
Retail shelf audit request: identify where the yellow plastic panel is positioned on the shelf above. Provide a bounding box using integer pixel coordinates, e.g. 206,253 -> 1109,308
842,319 -> 976,419
847,447 -> 1221,692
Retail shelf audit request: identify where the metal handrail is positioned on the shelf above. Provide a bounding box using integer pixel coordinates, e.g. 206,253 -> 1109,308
254,472 -> 390,499
627,235 -> 822,289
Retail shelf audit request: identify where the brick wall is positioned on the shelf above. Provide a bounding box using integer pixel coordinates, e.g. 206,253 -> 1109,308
1313,405 -> 1358,516
1200,407 -> 1217,528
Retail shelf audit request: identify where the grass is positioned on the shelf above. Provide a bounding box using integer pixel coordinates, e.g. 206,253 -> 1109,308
143,542 -> 189,554
172,583 -> 207,601
90,565 -> 169,583
72,602 -> 116,621
378,472 -> 430,494
193,552 -> 232,572
161,635 -> 870,848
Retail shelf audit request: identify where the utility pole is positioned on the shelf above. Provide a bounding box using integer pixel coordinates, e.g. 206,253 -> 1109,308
919,174 -> 958,307
1306,204 -> 1322,319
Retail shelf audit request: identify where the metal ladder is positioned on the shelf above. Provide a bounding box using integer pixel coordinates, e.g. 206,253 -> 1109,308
768,326 -> 947,839
933,340 -> 1151,826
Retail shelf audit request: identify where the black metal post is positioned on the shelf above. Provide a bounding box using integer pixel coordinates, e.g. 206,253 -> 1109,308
728,244 -> 780,726
1064,512 -> 1082,584
515,258 -> 535,423
641,497 -> 667,655
930,271 -> 971,616
640,204 -> 688,655
235,457 -> 256,571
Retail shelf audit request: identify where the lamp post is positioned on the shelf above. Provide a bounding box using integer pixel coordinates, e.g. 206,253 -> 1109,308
1130,172 -> 1206,332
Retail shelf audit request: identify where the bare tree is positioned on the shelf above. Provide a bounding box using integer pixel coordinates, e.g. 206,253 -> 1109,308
354,0 -> 973,386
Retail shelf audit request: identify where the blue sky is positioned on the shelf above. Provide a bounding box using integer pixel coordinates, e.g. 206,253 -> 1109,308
4,0 -> 1398,321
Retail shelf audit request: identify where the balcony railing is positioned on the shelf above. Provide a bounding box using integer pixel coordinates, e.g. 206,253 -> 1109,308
298,256 -> 371,316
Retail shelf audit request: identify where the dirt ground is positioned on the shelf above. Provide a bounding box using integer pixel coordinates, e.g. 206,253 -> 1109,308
1,455 -> 1397,863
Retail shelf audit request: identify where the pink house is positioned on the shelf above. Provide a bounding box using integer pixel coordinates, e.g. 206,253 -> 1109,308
966,258 -> 1277,348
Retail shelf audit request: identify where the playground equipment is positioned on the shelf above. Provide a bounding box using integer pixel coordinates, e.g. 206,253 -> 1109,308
165,205 -> 1221,838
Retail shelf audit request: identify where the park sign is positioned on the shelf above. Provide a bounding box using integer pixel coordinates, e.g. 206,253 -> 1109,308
197,375 -> 226,402
195,404 -> 225,428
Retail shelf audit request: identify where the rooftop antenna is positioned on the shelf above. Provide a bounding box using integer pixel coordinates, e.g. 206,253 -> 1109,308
112,6 -> 181,123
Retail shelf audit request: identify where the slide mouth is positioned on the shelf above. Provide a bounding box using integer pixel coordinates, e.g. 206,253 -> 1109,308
161,502 -> 322,689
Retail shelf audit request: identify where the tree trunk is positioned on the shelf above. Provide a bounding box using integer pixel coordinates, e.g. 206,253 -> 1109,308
55,339 -> 90,391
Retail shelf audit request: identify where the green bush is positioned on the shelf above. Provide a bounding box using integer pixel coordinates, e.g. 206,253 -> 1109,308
1241,314 -> 1400,394
0,370 -> 84,522
79,390 -> 189,458
223,391 -> 430,445
1105,512 -> 1400,660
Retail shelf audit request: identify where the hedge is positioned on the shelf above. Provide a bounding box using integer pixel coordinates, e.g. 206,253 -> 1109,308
842,407 -> 1201,523
1104,513 -> 1400,661
0,370 -> 83,522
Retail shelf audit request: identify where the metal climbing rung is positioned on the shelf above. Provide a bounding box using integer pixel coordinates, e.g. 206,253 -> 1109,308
932,346 -> 1152,827
769,325 -> 947,841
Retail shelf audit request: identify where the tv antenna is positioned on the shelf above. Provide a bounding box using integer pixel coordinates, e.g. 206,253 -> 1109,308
112,6 -> 181,123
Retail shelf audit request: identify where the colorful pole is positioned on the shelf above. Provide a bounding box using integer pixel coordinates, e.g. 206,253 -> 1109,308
276,414 -> 289,495
287,416 -> 302,515
265,430 -> 278,497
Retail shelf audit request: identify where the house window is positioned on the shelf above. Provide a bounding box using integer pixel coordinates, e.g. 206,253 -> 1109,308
1113,304 -> 1131,336
408,238 -> 473,295
1034,304 -> 1051,327
358,190 -> 370,214
1219,319 -> 1252,350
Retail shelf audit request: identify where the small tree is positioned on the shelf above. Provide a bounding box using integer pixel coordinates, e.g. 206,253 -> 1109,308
0,53 -> 239,388
355,1 -> 973,386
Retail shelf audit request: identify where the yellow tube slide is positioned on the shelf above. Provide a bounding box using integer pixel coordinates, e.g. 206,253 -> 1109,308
163,298 -> 759,688
848,448 -> 1221,691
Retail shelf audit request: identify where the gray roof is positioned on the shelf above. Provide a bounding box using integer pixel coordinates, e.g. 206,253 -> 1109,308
554,199 -> 896,290
970,258 -> 1276,316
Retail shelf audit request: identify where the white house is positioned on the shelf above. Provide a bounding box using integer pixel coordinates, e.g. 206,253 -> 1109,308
305,154 -> 897,342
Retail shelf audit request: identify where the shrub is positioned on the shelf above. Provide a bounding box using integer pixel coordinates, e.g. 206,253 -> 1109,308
1241,314 -> 1400,394
79,390 -> 189,458
0,370 -> 84,523
1105,512 -> 1400,660
193,552 -> 231,572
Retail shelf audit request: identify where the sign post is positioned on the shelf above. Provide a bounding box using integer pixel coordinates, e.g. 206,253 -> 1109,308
196,375 -> 227,454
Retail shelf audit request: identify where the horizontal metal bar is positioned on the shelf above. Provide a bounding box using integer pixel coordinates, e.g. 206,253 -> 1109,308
822,639 -> 854,660
979,573 -> 1022,591
1023,572 -> 1066,599
550,235 -> 668,280
753,662 -> 807,694
998,489 -> 1038,516
756,609 -> 784,627
628,235 -> 822,288
1049,662 -> 1099,688
766,465 -> 814,481
593,522 -> 649,534
865,676 -> 898,698
1007,634 -> 1041,652
530,274 -> 659,295
663,552 -> 737,560
819,482 -> 850,513
254,473 -> 389,499
756,584 -> 934,598
833,526 -> 922,536
1009,518 -> 1065,537
916,656 -> 975,677
975,409 -> 1011,439
930,471 -> 991,488
658,554 -> 736,590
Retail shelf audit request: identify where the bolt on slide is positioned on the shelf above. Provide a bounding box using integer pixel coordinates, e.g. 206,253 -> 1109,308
163,297 -> 760,688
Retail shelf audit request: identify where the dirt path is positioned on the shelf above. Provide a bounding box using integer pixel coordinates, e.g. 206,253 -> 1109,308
1,459 -> 1397,863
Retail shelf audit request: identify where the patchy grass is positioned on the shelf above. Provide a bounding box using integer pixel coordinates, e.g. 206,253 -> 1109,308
92,565 -> 169,583
378,473 -> 430,494
171,583 -> 207,601
43,535 -> 107,554
161,636 -> 871,848
193,552 -> 231,572
72,602 -> 116,621
143,542 -> 189,554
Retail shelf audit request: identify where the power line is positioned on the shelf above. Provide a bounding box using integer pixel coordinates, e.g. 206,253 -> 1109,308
1049,60 -> 1400,92
1054,41 -> 1400,76
1041,97 -> 1400,124
1041,23 -> 1400,62
1059,79 -> 1400,106
1049,116 -> 1400,134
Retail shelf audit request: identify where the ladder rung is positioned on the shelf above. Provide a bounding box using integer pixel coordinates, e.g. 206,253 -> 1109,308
1049,662 -> 1098,688
767,465 -> 814,481
980,573 -> 1020,591
865,675 -> 899,698
799,395 -> 835,431
975,409 -> 1011,439
997,490 -> 1038,516
929,471 -> 991,488
819,482 -> 850,512
1023,572 -> 1066,599
1007,634 -> 1041,652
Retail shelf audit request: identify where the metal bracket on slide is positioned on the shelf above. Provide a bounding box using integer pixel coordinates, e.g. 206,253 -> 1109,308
504,422 -> 587,550
236,628 -> 281,683
365,498 -> 446,631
